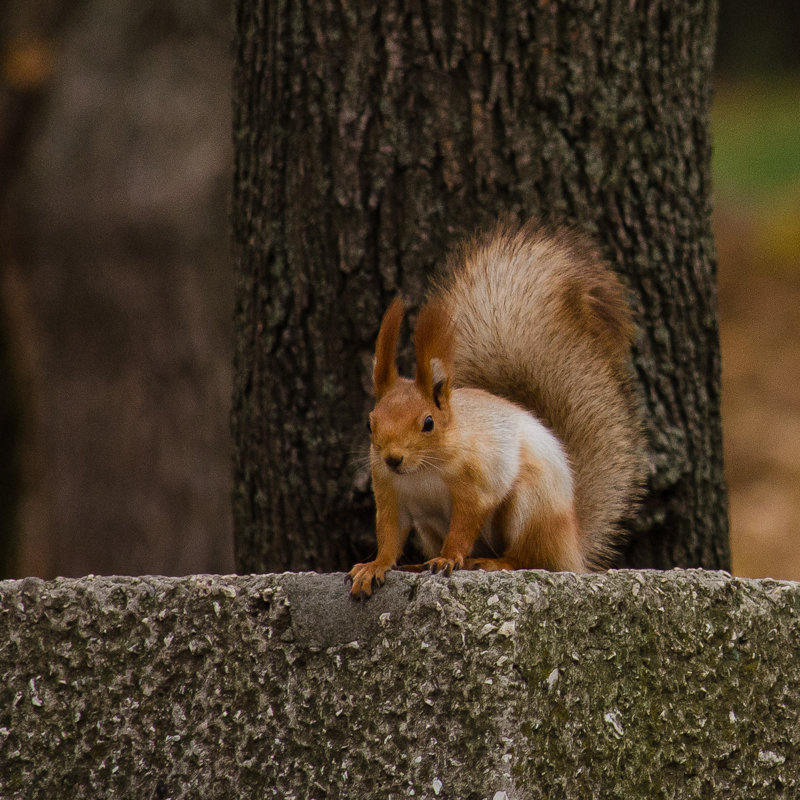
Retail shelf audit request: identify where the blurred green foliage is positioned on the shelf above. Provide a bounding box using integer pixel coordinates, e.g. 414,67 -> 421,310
711,74 -> 800,276
712,76 -> 800,197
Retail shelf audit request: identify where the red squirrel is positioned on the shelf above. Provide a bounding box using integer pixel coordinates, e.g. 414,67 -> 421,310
349,221 -> 646,599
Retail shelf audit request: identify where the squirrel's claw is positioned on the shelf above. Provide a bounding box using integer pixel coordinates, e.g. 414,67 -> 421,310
348,561 -> 388,600
424,556 -> 463,576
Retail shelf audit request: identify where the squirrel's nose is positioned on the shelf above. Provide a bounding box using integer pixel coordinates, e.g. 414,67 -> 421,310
384,454 -> 403,470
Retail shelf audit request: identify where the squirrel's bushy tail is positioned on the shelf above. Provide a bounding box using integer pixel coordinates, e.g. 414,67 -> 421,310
434,220 -> 647,567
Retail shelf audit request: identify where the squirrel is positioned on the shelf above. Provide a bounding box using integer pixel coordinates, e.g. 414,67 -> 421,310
348,220 -> 646,599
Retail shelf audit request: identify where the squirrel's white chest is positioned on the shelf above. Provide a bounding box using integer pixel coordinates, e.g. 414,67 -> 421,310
393,471 -> 452,543
391,469 -> 500,558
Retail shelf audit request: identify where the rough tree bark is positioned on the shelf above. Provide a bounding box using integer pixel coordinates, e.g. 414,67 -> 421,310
231,0 -> 728,573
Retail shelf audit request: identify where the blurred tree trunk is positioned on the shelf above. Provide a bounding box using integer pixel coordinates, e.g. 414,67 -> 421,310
231,0 -> 729,573
1,0 -> 235,578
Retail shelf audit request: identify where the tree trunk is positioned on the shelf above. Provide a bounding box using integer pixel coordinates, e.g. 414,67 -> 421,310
231,0 -> 729,573
2,0 -> 235,578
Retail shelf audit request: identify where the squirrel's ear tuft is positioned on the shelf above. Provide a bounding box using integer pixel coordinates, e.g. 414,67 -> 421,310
414,298 -> 454,403
373,297 -> 404,399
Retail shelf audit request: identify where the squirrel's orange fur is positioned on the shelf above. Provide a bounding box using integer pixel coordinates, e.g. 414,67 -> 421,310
349,220 -> 646,599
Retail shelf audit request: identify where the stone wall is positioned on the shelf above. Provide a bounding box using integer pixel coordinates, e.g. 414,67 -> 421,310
1,569 -> 798,798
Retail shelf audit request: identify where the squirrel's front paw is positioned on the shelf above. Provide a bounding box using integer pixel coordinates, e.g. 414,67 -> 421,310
348,561 -> 389,600
424,556 -> 464,576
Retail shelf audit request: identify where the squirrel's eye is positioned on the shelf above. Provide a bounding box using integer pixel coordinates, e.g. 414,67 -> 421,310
421,415 -> 434,433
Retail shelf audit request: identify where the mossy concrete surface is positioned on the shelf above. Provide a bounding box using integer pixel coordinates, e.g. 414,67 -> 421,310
1,569 -> 798,798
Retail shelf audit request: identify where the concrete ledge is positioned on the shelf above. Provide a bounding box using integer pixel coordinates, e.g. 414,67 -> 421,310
1,569 -> 798,798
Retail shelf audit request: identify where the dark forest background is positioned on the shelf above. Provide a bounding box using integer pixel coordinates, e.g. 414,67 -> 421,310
1,0 -> 798,579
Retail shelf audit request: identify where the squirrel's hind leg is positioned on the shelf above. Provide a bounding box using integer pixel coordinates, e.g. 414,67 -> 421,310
473,506 -> 588,573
